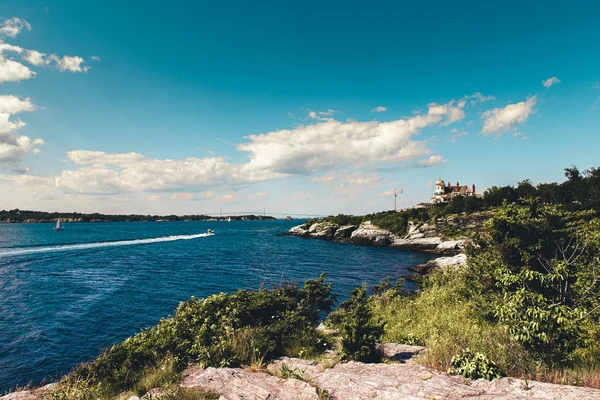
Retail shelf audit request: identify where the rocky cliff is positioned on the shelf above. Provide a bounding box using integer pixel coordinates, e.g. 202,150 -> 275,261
286,212 -> 492,256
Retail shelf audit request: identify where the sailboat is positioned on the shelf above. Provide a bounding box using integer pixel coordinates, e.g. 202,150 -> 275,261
227,217 -> 231,222
54,217 -> 64,231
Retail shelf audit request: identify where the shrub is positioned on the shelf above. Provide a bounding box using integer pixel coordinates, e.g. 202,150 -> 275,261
65,274 -> 335,397
335,284 -> 383,362
448,349 -> 504,380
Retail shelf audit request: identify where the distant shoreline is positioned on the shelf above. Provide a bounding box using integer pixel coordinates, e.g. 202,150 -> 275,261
0,214 -> 279,224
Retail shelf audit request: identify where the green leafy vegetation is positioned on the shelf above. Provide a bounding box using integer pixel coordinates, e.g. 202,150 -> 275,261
51,274 -> 335,399
328,284 -> 383,362
448,349 -> 504,380
367,166 -> 600,387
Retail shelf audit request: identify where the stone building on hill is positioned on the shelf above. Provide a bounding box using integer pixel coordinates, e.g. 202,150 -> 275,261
430,179 -> 477,204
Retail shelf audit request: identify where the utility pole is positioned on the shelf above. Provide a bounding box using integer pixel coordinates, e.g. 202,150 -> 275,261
394,188 -> 403,211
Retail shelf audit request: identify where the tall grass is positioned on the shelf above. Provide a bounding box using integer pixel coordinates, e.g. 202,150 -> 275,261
369,269 -> 600,388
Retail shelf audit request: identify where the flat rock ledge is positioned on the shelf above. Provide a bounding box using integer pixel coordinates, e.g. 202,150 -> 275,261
182,355 -> 600,400
286,221 -> 467,255
4,344 -> 600,400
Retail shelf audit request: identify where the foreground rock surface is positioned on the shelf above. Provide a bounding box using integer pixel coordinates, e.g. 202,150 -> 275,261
182,354 -> 600,400
5,344 -> 600,400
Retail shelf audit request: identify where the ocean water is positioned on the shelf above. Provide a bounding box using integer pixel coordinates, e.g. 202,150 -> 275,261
0,220 -> 435,393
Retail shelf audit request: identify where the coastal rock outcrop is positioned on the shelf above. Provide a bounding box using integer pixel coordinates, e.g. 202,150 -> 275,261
179,347 -> 600,400
349,222 -> 394,246
286,218 -> 472,256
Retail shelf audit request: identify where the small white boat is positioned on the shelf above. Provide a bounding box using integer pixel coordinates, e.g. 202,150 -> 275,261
206,229 -> 214,234
54,217 -> 64,231
227,217 -> 231,222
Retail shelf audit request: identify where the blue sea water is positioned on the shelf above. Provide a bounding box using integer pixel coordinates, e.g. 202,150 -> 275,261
0,220 -> 435,393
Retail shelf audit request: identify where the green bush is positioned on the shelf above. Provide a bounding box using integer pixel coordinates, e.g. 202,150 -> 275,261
59,274 -> 335,397
449,349 -> 504,380
334,284 -> 383,362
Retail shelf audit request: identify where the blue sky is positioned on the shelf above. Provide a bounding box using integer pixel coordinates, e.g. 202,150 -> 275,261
1,0 -> 599,215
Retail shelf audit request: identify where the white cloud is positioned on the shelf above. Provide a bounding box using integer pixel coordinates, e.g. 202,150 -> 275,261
239,99 -> 463,175
49,55 -> 89,73
0,96 -> 41,166
0,18 -> 31,38
413,155 -> 446,167
248,192 -> 268,201
379,189 -> 396,197
0,133 -> 44,164
468,92 -> 496,104
0,58 -> 35,83
481,96 -> 537,135
541,77 -> 560,88
54,150 -> 285,194
22,50 -> 50,66
306,109 -> 336,121
0,95 -> 36,114
66,150 -> 146,166
147,195 -> 160,202
90,55 -> 101,61
372,106 -> 387,113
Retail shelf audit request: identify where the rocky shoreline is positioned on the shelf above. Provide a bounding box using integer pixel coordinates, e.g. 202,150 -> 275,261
4,343 -> 598,400
285,213 -> 493,273
285,220 -> 468,255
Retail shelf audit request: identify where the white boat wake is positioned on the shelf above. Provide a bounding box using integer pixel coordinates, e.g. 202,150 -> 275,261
0,232 -> 213,258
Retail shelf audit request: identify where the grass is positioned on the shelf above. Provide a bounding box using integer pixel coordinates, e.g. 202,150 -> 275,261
369,268 -> 600,388
133,356 -> 180,396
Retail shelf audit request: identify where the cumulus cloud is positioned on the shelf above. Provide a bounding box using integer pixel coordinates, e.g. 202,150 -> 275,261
0,95 -> 36,114
0,59 -> 35,83
0,18 -> 31,38
542,77 -> 560,88
239,99 -> 463,175
22,50 -> 50,66
90,55 -> 101,61
54,150 -> 286,194
49,55 -> 89,72
147,195 -> 160,202
413,155 -> 446,167
0,134 -> 44,163
306,109 -> 336,121
0,96 -> 43,166
481,96 -> 537,135
372,106 -> 387,113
